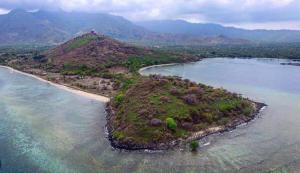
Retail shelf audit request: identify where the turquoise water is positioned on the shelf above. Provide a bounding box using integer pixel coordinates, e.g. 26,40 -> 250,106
1,58 -> 300,172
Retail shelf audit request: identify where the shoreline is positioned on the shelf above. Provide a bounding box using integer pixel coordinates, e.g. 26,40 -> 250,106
0,65 -> 110,102
138,61 -> 199,75
138,63 -> 179,74
185,102 -> 266,143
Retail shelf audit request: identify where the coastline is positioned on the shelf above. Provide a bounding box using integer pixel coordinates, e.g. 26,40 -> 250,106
138,63 -> 179,74
185,102 -> 266,142
138,61 -> 199,75
0,65 -> 110,102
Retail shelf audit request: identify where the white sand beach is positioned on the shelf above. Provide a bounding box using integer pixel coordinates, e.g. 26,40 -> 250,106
0,65 -> 110,102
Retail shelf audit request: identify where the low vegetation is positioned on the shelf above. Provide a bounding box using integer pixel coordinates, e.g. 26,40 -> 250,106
190,141 -> 199,151
107,75 -> 259,149
66,34 -> 99,51
159,43 -> 300,59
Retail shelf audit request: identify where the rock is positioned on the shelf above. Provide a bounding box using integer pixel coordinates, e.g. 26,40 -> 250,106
100,80 -> 106,84
170,87 -> 180,95
150,118 -> 162,126
102,85 -> 108,90
183,94 -> 199,105
158,79 -> 169,86
160,96 -> 170,103
138,109 -> 148,116
182,122 -> 193,130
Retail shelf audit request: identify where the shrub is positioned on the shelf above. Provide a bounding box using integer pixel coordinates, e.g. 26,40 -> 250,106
112,131 -> 125,140
186,87 -> 203,94
184,79 -> 190,83
216,100 -> 241,112
242,107 -> 253,116
33,54 -> 47,62
218,117 -> 230,125
166,117 -> 177,131
115,93 -> 125,106
190,141 -> 199,151
203,112 -> 214,123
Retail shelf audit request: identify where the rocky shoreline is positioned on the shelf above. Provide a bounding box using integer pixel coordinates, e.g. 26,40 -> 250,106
105,101 -> 266,151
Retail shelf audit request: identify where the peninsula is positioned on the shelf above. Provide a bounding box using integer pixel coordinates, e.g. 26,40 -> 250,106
0,32 -> 265,150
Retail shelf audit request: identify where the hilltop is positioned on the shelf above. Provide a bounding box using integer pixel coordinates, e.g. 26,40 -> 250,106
45,32 -> 149,68
42,32 -> 200,72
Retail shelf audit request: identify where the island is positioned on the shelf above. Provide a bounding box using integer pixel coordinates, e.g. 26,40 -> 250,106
0,32 -> 266,150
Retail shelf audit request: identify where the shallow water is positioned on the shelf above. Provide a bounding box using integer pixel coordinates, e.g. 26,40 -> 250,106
1,58 -> 300,173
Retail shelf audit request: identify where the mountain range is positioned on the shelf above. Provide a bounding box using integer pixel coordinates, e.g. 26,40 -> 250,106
1,9 -> 300,45
136,20 -> 300,43
0,9 -> 151,45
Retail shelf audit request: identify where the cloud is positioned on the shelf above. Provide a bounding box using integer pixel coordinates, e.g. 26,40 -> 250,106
0,0 -> 299,24
0,8 -> 10,14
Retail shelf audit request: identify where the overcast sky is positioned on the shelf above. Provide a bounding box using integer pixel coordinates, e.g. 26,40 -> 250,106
0,0 -> 300,30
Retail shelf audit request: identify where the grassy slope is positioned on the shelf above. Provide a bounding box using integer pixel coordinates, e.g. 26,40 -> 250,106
66,34 -> 99,51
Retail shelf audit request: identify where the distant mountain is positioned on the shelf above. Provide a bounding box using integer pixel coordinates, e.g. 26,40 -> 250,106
0,9 -> 70,45
34,10 -> 151,40
0,9 -> 252,46
137,20 -> 300,43
0,9 -> 152,45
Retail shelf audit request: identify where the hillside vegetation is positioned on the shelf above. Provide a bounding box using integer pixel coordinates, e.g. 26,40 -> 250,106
107,75 -> 261,150
161,43 -> 300,59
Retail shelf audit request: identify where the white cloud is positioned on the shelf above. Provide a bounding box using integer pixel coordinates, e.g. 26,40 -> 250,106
224,20 -> 300,30
0,0 -> 299,29
0,8 -> 9,14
